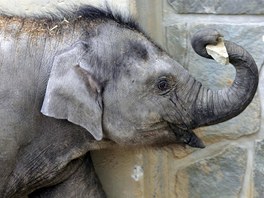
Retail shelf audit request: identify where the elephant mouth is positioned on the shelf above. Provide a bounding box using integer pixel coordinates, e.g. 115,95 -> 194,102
138,122 -> 205,148
169,124 -> 205,148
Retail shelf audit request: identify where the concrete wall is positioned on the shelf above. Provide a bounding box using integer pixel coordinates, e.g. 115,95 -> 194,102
0,0 -> 135,17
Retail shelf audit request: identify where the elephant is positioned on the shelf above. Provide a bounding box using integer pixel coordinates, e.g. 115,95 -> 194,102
0,5 -> 258,198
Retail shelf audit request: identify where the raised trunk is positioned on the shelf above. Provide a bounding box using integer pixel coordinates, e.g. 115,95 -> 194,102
190,29 -> 258,128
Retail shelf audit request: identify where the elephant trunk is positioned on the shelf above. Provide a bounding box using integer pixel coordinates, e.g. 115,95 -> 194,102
189,29 -> 258,128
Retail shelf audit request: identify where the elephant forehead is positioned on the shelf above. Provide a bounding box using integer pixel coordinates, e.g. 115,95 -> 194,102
139,56 -> 178,75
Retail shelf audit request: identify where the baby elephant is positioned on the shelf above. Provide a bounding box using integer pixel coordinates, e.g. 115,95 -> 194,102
0,6 -> 258,198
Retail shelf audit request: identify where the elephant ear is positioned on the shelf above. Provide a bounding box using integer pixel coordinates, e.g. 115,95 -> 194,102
41,41 -> 103,140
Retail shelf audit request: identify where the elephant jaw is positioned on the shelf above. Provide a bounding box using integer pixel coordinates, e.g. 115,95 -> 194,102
135,123 -> 205,148
169,124 -> 205,148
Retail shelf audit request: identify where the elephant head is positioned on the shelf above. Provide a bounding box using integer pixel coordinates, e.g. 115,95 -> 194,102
41,26 -> 258,148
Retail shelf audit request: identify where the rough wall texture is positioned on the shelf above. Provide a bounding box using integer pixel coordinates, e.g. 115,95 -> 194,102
93,0 -> 264,197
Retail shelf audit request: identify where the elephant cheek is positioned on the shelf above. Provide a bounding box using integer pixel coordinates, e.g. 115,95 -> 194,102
102,112 -> 136,144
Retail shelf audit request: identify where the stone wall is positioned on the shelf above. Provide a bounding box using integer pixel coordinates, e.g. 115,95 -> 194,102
93,0 -> 264,197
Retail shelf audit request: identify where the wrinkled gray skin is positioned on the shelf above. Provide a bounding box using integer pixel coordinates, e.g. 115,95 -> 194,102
0,11 -> 258,198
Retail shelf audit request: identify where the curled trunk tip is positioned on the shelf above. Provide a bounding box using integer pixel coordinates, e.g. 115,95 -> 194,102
190,29 -> 259,128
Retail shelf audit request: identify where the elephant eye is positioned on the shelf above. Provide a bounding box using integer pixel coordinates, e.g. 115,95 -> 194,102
157,79 -> 169,91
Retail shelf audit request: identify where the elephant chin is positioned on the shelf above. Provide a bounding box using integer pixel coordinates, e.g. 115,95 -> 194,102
169,124 -> 205,148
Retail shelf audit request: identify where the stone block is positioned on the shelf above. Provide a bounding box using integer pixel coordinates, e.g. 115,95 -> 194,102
168,0 -> 264,15
254,140 -> 264,197
175,145 -> 247,197
91,148 -> 144,198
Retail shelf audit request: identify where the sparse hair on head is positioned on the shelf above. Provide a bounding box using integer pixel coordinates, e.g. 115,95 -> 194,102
74,6 -> 141,32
